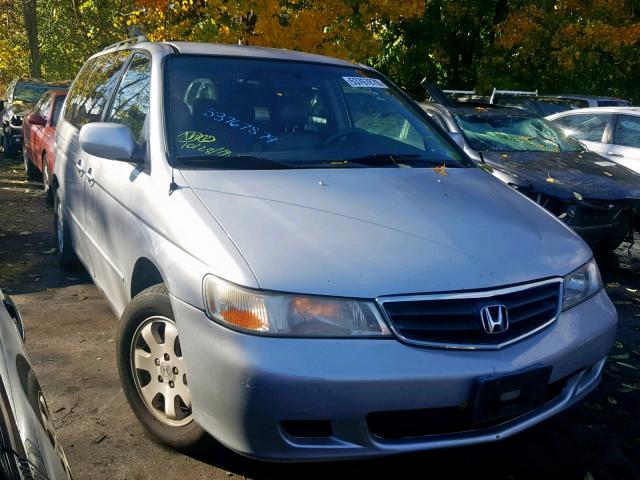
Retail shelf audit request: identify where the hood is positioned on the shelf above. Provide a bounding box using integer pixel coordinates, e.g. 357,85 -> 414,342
482,150 -> 640,201
12,101 -> 34,118
3,101 -> 33,124
181,167 -> 590,298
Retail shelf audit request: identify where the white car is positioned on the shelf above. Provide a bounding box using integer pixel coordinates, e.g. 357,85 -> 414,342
547,107 -> 640,173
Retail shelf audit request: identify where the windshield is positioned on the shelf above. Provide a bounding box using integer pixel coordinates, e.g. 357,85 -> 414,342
454,112 -> 583,153
165,56 -> 468,169
13,83 -> 61,103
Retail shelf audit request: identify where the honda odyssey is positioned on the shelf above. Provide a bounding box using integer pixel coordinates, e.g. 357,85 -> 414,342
52,37 -> 617,460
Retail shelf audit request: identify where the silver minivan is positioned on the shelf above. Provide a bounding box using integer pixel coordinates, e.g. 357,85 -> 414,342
52,38 -> 616,461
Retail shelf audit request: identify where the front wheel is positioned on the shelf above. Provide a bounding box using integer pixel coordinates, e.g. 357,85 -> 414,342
53,188 -> 77,268
24,146 -> 39,180
595,213 -> 632,254
117,284 -> 210,452
42,153 -> 53,205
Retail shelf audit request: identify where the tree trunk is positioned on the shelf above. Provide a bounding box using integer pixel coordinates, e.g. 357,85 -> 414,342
21,0 -> 41,78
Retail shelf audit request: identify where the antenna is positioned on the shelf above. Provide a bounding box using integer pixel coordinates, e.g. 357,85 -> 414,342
169,166 -> 178,195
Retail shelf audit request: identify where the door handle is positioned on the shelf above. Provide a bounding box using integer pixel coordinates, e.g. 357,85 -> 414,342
607,152 -> 624,158
86,167 -> 95,187
76,159 -> 85,176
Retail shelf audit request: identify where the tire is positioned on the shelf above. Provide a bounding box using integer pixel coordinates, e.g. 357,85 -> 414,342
23,146 -> 39,180
117,284 -> 210,452
595,213 -> 632,253
53,188 -> 77,268
42,153 -> 53,205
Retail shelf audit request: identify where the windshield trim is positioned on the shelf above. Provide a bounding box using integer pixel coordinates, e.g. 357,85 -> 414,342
163,54 -> 475,170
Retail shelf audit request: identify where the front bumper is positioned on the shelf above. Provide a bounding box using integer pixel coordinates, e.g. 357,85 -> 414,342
174,289 -> 616,461
3,124 -> 22,151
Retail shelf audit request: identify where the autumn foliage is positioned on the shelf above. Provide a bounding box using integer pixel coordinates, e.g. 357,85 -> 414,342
123,0 -> 424,61
1,0 -> 639,102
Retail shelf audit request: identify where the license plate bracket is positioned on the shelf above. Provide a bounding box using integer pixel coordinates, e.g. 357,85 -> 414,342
470,366 -> 552,424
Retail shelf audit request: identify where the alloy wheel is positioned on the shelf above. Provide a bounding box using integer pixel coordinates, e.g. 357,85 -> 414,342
131,316 -> 192,427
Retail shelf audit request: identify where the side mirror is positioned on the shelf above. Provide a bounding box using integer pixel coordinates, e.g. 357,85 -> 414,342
449,131 -> 466,149
79,123 -> 141,162
26,113 -> 47,126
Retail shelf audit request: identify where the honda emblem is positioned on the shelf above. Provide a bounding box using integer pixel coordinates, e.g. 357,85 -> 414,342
480,304 -> 509,334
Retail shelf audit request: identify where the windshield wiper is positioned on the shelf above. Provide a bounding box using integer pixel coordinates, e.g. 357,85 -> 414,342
177,155 -> 292,170
325,153 -> 445,168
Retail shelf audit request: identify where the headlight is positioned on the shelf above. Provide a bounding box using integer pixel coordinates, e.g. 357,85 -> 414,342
203,275 -> 391,337
562,258 -> 602,310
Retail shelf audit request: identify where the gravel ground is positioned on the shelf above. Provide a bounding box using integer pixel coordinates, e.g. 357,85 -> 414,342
0,156 -> 639,480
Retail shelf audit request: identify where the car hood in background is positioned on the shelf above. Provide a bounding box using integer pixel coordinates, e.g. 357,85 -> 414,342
3,101 -> 34,122
181,167 -> 589,298
482,151 -> 640,201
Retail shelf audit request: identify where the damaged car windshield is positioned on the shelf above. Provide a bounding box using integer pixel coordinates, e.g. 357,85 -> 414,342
455,112 -> 583,153
165,55 -> 469,169
13,83 -> 59,103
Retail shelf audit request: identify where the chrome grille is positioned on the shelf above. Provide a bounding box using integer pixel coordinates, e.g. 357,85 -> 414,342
378,279 -> 562,350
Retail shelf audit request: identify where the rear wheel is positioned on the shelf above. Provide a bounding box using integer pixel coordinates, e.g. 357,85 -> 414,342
53,188 -> 77,268
117,284 -> 210,452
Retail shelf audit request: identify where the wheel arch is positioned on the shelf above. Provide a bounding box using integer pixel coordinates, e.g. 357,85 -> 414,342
51,172 -> 60,190
130,257 -> 167,300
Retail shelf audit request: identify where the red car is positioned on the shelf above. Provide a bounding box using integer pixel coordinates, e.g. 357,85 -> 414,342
22,89 -> 68,204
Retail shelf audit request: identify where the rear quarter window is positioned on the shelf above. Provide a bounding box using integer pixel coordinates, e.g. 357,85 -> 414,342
64,50 -> 131,128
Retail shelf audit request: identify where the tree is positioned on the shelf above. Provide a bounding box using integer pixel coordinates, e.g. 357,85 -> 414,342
479,0 -> 640,102
125,0 -> 425,62
0,0 -> 29,89
21,0 -> 40,77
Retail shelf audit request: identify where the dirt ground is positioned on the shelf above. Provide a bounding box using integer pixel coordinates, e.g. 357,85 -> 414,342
1,155 -> 639,480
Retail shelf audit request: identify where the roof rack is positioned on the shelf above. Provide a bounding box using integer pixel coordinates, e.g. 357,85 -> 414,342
489,88 -> 538,104
102,35 -> 149,52
443,89 -> 476,95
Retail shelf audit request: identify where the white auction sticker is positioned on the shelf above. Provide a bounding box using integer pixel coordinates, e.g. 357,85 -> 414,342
594,161 -> 617,167
342,76 -> 388,88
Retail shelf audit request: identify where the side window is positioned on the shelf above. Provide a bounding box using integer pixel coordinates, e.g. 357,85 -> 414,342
107,54 -> 151,142
51,95 -> 66,127
64,50 -> 131,128
613,115 -> 640,148
38,95 -> 52,120
561,114 -> 611,142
